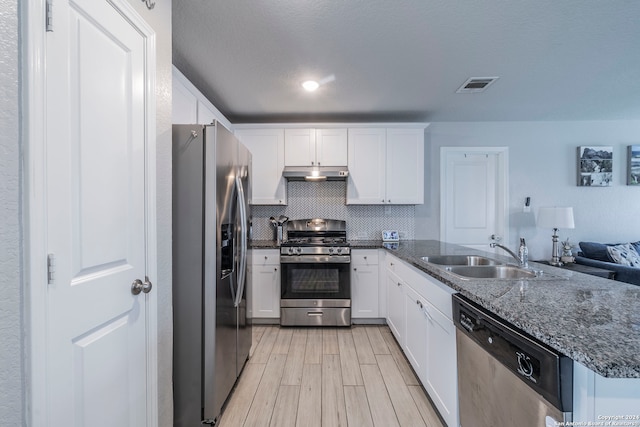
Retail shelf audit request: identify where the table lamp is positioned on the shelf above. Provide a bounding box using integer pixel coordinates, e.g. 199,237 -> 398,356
537,207 -> 575,266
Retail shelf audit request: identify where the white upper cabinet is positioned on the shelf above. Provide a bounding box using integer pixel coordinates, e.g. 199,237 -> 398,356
316,128 -> 348,166
172,66 -> 233,129
284,128 -> 316,166
196,100 -> 216,125
347,128 -> 387,204
284,128 -> 348,166
172,77 -> 198,124
235,129 -> 287,205
386,128 -> 424,204
347,127 -> 424,204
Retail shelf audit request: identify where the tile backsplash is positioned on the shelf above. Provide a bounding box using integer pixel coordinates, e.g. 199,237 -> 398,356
251,181 -> 415,241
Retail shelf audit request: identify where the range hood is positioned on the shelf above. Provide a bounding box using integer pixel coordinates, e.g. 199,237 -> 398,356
282,166 -> 349,181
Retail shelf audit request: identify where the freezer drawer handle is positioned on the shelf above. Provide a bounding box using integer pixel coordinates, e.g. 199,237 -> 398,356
307,312 -> 324,317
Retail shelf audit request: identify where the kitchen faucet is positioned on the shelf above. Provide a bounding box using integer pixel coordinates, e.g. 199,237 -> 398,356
490,238 -> 528,268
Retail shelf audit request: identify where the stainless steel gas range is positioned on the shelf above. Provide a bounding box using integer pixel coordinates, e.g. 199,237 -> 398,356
279,219 -> 351,327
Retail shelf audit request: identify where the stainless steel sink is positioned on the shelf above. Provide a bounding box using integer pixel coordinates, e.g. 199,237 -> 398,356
444,265 -> 538,280
420,255 -> 501,266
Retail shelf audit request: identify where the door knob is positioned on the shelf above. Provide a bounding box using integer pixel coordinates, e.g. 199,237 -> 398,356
132,277 -> 153,295
131,279 -> 143,295
142,277 -> 153,294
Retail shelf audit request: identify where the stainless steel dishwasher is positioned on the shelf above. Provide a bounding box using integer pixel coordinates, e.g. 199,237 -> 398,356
453,294 -> 573,427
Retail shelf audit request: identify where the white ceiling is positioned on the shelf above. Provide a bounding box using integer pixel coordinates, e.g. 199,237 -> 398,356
172,1 -> 640,123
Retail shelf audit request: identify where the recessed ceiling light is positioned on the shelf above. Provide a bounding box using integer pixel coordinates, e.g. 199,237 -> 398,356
302,80 -> 320,92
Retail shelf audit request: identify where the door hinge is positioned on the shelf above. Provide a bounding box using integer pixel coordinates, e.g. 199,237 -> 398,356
47,253 -> 56,284
46,0 -> 53,32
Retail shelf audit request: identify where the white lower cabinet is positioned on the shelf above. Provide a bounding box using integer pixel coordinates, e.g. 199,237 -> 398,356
385,253 -> 458,427
248,249 -> 280,319
404,285 -> 428,380
573,362 -> 640,423
351,249 -> 380,318
386,267 -> 405,343
423,299 -> 458,426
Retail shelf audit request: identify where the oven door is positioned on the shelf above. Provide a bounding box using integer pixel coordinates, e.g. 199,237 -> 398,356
280,257 -> 350,300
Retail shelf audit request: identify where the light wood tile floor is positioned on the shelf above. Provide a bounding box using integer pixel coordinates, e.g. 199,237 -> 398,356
218,325 -> 445,427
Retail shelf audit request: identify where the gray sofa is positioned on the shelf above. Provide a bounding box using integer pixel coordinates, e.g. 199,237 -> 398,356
575,241 -> 640,286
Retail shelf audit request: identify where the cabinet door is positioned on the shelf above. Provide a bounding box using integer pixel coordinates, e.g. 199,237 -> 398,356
251,264 -> 280,318
284,128 -> 316,166
351,264 -> 379,318
236,129 -> 287,205
347,128 -> 386,204
172,77 -> 197,124
386,128 -> 424,204
386,269 -> 405,344
424,299 -> 458,427
196,100 -> 215,125
404,285 -> 429,383
316,128 -> 348,166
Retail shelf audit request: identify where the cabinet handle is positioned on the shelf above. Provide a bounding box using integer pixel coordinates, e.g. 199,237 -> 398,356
363,256 -> 367,260
397,282 -> 402,287
382,199 -> 385,203
416,300 -> 423,308
265,256 -> 268,260
421,305 -> 433,321
388,199 -> 391,203
353,267 -> 358,271
274,267 -> 278,271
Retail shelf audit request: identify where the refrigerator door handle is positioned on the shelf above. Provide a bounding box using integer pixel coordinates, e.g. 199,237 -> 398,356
234,175 -> 248,308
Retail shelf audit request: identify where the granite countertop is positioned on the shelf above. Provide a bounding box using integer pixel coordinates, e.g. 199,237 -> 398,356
250,240 -> 280,249
385,240 -> 640,379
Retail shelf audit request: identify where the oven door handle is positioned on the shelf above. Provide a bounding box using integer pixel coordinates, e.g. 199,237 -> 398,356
280,255 -> 351,264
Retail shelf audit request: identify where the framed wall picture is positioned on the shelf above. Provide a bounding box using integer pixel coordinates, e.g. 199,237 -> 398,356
577,146 -> 613,186
628,145 -> 640,185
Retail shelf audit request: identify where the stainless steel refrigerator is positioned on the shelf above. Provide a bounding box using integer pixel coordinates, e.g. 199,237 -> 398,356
172,122 -> 252,426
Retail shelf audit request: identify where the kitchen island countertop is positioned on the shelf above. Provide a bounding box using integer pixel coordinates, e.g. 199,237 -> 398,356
383,240 -> 640,379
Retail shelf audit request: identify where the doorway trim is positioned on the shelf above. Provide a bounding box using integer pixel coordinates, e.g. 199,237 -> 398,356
439,146 -> 509,248
22,0 -> 159,425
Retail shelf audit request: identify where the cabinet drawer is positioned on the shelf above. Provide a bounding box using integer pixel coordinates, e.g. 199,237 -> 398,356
385,253 -> 454,319
385,255 -> 400,272
351,249 -> 379,266
251,249 -> 280,266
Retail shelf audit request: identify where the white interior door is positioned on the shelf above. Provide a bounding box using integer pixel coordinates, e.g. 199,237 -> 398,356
440,147 -> 508,251
43,0 -> 156,425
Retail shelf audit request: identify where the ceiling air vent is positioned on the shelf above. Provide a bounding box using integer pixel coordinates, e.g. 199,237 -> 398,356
456,77 -> 499,93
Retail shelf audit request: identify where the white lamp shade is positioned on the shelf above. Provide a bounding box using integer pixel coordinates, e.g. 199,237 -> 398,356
537,207 -> 575,229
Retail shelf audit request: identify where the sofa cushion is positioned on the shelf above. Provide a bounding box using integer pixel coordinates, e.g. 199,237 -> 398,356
606,243 -> 640,267
579,241 -> 613,262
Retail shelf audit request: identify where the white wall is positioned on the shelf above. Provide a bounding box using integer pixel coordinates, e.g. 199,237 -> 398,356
0,1 -> 23,425
416,121 -> 640,261
124,1 -> 174,426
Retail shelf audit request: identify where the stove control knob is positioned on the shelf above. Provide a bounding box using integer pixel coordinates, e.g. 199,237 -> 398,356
328,247 -> 335,254
287,247 -> 294,255
296,247 -> 302,255
337,247 -> 343,254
